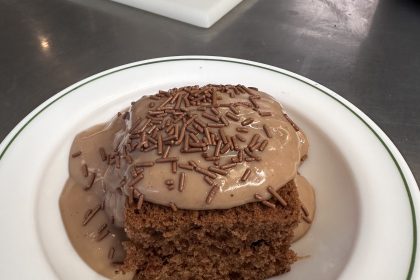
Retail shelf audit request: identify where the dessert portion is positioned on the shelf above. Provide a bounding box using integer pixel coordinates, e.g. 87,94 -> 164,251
60,84 -> 316,280
124,180 -> 302,280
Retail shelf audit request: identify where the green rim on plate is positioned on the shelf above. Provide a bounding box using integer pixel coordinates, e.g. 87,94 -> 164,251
0,57 -> 416,279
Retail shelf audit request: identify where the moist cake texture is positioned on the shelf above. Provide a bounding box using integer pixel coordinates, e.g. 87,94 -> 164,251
60,84 -> 316,279
123,181 -> 300,280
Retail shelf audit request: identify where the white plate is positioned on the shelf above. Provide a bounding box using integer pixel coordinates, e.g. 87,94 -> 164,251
0,56 -> 418,280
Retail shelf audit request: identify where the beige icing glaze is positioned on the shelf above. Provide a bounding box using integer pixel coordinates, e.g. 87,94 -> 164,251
297,130 -> 309,160
61,85 -> 316,278
68,88 -> 307,226
59,176 -> 315,278
59,179 -> 133,280
293,175 -> 316,242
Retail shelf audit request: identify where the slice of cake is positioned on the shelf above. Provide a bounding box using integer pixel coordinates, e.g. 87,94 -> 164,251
61,84 -> 316,280
123,180 -> 300,279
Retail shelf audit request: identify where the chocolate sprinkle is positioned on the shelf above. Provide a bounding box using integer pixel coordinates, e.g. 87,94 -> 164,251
126,155 -> 133,164
235,134 -> 246,142
208,166 -> 228,176
231,136 -> 239,150
267,186 -> 288,207
238,149 -> 244,162
203,176 -> 215,186
202,112 -> 220,123
128,173 -> 144,187
229,105 -> 239,115
97,223 -> 108,234
137,194 -> 144,209
157,134 -> 163,155
220,162 -> 237,169
220,144 -> 230,154
194,118 -> 206,129
258,140 -> 268,151
178,163 -> 194,170
115,156 -> 121,169
207,123 -> 225,128
248,134 -> 261,148
156,157 -> 178,163
301,205 -> 310,217
108,247 -> 115,260
178,172 -> 185,192
226,112 -> 240,121
99,147 -> 107,161
165,179 -> 174,186
172,161 -> 177,173
220,115 -> 229,126
83,208 -> 92,222
136,161 -> 155,167
302,215 -> 312,224
163,145 -> 171,158
81,164 -> 88,177
214,140 -> 222,157
169,202 -> 178,212
71,151 -> 82,158
244,147 -> 255,158
283,113 -> 300,131
97,230 -> 110,241
254,193 -> 276,208
196,166 -> 217,179
249,97 -> 259,108
206,185 -> 219,204
204,127 -> 211,145
190,133 -> 200,143
236,127 -> 249,133
188,160 -> 198,168
184,147 -> 203,153
241,168 -> 251,181
219,129 -> 228,144
259,111 -> 272,117
84,172 -> 96,190
263,124 -> 273,138
205,156 -> 220,161
82,204 -> 101,226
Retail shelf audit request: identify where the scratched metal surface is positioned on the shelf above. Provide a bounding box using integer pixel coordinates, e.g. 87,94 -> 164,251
0,0 -> 419,182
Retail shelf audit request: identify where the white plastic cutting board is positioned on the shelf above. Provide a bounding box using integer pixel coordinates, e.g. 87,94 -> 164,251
111,0 -> 243,28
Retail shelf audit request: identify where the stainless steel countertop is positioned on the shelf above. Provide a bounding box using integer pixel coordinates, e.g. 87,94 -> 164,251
1,0 -> 419,183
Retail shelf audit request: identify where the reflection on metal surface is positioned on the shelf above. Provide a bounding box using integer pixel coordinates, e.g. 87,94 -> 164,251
295,0 -> 379,40
39,36 -> 50,51
287,0 -> 380,77
319,0 -> 379,37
